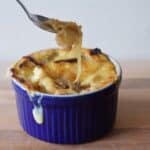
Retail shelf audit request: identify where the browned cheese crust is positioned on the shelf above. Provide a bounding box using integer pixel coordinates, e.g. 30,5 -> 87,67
11,48 -> 117,95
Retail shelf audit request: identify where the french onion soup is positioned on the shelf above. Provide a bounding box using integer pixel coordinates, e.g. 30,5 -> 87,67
10,19 -> 117,95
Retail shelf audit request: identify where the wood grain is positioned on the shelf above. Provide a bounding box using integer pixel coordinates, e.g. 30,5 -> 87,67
0,61 -> 150,149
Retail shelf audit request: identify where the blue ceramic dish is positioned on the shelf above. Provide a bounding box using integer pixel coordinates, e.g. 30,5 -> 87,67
12,56 -> 122,144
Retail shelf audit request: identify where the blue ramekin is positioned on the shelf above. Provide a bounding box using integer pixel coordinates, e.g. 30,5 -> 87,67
11,56 -> 122,144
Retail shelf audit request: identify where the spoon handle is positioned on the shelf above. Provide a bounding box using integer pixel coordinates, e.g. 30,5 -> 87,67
16,0 -> 32,20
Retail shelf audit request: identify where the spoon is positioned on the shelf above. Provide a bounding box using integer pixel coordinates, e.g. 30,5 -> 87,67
16,0 -> 56,33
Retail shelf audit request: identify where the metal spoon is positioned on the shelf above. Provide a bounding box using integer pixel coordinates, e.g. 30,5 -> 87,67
16,0 -> 56,33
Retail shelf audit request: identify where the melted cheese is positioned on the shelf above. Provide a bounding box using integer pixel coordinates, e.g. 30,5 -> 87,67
44,19 -> 82,82
10,19 -> 117,95
11,48 -> 117,95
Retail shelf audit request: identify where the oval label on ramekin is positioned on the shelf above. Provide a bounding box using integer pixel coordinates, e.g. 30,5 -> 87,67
28,93 -> 44,124
32,106 -> 43,124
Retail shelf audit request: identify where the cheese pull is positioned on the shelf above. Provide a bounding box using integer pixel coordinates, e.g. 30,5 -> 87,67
44,19 -> 83,82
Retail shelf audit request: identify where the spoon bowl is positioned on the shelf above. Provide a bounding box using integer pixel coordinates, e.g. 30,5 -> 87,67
16,0 -> 56,33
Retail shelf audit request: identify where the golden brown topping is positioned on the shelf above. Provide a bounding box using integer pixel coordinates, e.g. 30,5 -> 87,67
10,48 -> 117,95
54,58 -> 77,63
23,56 -> 42,66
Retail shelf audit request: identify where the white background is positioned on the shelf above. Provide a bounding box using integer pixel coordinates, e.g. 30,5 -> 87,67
1,0 -> 150,61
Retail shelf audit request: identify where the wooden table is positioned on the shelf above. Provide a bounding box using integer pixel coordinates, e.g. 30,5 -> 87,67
0,61 -> 150,150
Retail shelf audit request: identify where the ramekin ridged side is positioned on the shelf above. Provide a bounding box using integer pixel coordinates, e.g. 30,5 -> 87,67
12,55 -> 122,144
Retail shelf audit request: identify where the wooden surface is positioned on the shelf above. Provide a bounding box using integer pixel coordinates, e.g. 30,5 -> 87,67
0,61 -> 150,150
